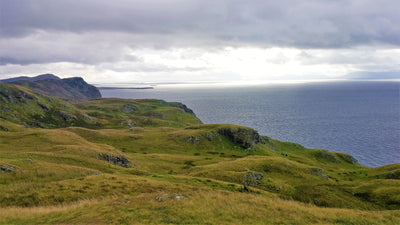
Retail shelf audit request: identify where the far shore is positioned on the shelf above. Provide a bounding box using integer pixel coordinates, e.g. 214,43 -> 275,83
97,87 -> 154,90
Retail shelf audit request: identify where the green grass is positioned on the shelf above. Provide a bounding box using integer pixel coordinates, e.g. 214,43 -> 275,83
0,82 -> 400,224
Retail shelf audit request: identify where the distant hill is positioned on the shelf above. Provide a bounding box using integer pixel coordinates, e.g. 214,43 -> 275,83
0,74 -> 60,83
1,74 -> 101,101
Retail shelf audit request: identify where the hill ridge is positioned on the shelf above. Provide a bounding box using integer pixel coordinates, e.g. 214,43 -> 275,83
1,74 -> 101,101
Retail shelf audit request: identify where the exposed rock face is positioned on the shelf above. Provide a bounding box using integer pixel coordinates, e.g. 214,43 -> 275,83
217,127 -> 263,149
2,74 -> 101,101
97,153 -> 133,168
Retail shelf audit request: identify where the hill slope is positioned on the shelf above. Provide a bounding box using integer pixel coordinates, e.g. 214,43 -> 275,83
1,74 -> 101,101
0,82 -> 399,224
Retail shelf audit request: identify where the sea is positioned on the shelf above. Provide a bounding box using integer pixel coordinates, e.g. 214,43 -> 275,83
99,81 -> 400,167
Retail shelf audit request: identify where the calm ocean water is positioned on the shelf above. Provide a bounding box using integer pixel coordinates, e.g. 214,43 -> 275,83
100,81 -> 400,167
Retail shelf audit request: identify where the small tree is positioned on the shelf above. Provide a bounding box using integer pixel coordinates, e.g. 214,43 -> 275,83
241,171 -> 264,192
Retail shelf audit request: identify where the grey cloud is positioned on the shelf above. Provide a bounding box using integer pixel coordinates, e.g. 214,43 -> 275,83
296,48 -> 400,66
1,0 -> 399,48
0,31 -> 136,65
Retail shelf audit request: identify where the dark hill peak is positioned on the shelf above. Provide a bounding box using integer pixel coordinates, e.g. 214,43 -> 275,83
1,74 -> 60,83
1,74 -> 101,101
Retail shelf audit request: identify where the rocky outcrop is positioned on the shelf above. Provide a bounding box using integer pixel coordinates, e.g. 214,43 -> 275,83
337,153 -> 359,165
316,150 -> 359,165
97,153 -> 134,168
310,168 -> 329,180
0,125 -> 9,132
0,165 -> 14,172
57,111 -> 78,122
387,170 -> 400,179
122,104 -> 138,114
0,85 -> 35,104
242,171 -> 264,191
217,127 -> 263,149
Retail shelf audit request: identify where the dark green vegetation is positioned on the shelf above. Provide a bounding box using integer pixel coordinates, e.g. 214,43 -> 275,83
0,81 -> 399,224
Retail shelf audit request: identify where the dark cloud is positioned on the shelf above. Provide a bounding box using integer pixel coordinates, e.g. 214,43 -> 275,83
0,0 -> 399,81
1,0 -> 399,48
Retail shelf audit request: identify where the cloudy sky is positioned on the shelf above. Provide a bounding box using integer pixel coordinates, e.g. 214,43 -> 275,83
1,0 -> 399,84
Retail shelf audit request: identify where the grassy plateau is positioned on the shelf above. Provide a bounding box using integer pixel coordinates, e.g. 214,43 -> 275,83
0,82 -> 399,224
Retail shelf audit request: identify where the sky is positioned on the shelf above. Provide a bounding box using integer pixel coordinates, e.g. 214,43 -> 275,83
1,0 -> 400,84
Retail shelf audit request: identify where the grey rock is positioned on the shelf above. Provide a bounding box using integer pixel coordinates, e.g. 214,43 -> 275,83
122,119 -> 136,127
242,171 -> 264,191
122,104 -> 138,114
217,127 -> 264,149
38,102 -> 50,111
387,170 -> 400,179
155,193 -> 185,201
57,111 -> 77,122
0,165 -> 14,172
311,168 -> 329,180
337,153 -> 359,165
0,125 -> 9,132
186,135 -> 200,144
97,153 -> 134,168
27,121 -> 46,128
318,150 -> 341,163
82,115 -> 94,122
203,131 -> 217,141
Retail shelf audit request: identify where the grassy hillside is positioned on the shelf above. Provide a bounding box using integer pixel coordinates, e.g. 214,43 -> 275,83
0,82 -> 399,224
